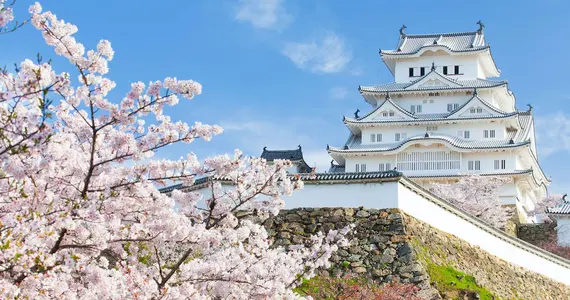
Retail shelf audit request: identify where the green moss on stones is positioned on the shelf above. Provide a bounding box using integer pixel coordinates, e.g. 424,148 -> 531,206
426,264 -> 496,300
412,237 -> 497,299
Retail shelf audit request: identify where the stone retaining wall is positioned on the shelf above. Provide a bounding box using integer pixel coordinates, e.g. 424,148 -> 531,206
266,207 -> 570,299
518,222 -> 557,245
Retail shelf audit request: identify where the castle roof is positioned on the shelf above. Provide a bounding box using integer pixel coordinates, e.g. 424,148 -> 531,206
328,132 -> 529,155
345,91 -> 518,127
261,146 -> 312,173
338,112 -> 532,152
261,146 -> 304,161
379,23 -> 500,77
359,71 -> 506,94
160,171 -> 404,193
546,202 -> 570,215
381,30 -> 487,56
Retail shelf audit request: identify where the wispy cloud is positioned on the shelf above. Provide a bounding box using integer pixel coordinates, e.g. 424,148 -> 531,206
282,33 -> 352,74
535,112 -> 570,157
329,87 -> 348,100
235,0 -> 292,30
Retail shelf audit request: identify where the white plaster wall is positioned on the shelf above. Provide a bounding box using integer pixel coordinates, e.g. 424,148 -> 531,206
283,181 -> 400,209
397,182 -> 570,285
394,54 -> 481,82
361,122 -> 508,145
388,93 -> 474,115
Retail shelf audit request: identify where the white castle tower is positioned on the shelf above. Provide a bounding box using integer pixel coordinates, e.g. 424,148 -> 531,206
327,22 -> 549,222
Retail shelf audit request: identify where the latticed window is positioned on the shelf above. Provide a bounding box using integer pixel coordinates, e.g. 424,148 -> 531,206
397,151 -> 461,171
494,159 -> 506,170
468,160 -> 480,171
378,163 -> 392,171
355,164 -> 366,173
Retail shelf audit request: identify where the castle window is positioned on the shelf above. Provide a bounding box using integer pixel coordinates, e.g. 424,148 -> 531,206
484,130 -> 496,138
468,160 -> 481,171
355,164 -> 367,172
427,126 -> 438,132
476,108 -> 483,113
376,133 -> 383,142
411,105 -> 422,113
409,68 -> 414,77
428,92 -> 440,97
395,133 -> 407,142
494,159 -> 506,170
379,163 -> 392,171
423,100 -> 428,104
447,103 -> 459,112
458,130 -> 470,139
454,65 -> 460,75
383,112 -> 388,117
370,134 -> 376,143
443,66 -> 448,75
389,111 -> 395,117
420,67 -> 425,76
430,99 -> 434,103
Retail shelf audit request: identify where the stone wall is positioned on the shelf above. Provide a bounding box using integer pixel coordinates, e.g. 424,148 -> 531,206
406,214 -> 570,299
266,207 -> 570,299
518,222 -> 557,245
264,207 -> 439,299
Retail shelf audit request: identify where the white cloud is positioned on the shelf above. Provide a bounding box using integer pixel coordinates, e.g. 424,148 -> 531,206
535,112 -> 570,157
235,0 -> 291,30
282,33 -> 352,74
329,87 -> 348,100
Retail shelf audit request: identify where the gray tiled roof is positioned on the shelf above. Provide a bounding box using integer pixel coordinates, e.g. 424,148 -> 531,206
297,171 -> 402,181
360,77 -> 506,94
546,202 -> 570,215
261,146 -> 304,161
329,164 -> 346,173
329,132 -> 529,153
159,171 -> 404,193
347,93 -> 517,124
261,146 -> 312,172
382,31 -> 487,56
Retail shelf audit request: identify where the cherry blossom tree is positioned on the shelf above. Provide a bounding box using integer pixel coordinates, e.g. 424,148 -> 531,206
528,193 -> 567,223
429,175 -> 512,228
0,3 -> 349,299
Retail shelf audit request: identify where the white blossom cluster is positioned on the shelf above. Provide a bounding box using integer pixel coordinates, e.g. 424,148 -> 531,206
0,3 -> 350,299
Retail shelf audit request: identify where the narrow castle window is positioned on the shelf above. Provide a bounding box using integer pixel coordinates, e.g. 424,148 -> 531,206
494,159 -> 506,170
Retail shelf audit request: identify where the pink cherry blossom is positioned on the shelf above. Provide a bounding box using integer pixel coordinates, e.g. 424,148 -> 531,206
430,174 -> 512,228
0,2 -> 348,299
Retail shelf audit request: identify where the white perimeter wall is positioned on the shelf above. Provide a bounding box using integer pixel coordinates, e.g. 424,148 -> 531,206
284,180 -> 570,285
283,181 -> 399,209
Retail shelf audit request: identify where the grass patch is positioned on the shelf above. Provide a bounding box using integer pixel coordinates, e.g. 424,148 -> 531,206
426,264 -> 496,300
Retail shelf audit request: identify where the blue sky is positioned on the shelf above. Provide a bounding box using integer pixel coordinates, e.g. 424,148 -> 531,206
3,0 -> 570,193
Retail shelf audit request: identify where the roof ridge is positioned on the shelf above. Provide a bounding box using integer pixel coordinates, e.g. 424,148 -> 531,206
403,31 -> 479,38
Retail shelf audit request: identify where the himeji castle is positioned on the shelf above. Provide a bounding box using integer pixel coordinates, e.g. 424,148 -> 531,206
325,22 -> 549,222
